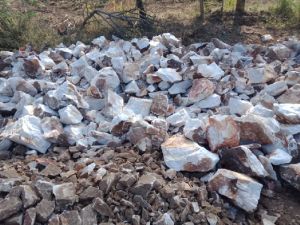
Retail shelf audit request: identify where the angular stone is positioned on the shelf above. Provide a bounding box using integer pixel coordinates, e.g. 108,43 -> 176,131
265,148 -> 292,165
279,163 -> 300,191
168,80 -> 192,95
80,204 -> 97,225
153,213 -> 174,225
209,169 -> 263,212
265,80 -> 288,96
34,180 -> 54,200
125,80 -> 140,94
41,117 -> 66,144
58,105 -> 83,125
183,118 -> 207,144
246,65 -> 277,84
36,199 -> 55,222
20,185 -> 40,208
229,98 -> 253,116
0,197 -> 22,221
53,183 -> 77,207
188,79 -> 215,104
79,186 -> 102,201
0,115 -> 51,153
235,114 -> 278,145
273,103 -> 300,124
155,68 -> 182,83
48,214 -> 60,225
103,89 -> 124,118
92,197 -> 114,217
161,135 -> 219,172
220,146 -> 269,178
197,62 -> 224,80
125,97 -> 153,117
151,94 -> 169,116
194,94 -> 221,109
207,115 -> 240,152
166,108 -> 189,127
267,44 -> 291,61
130,173 -> 158,198
92,67 -> 120,90
4,213 -> 23,225
60,210 -> 82,225
121,62 -> 140,83
278,84 -> 300,104
23,208 -> 36,225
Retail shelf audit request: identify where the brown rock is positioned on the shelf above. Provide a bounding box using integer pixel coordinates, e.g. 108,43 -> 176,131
36,199 -> 55,222
188,78 -> 215,103
206,115 -> 240,152
0,197 -> 22,221
20,185 -> 40,209
79,186 -> 102,201
23,58 -> 41,77
130,173 -> 157,198
48,214 -> 60,225
53,183 -> 77,207
80,204 -> 98,225
92,197 -> 114,218
23,208 -> 36,225
278,84 -> 300,104
151,94 -> 169,116
4,213 -> 23,225
60,210 -> 82,225
279,163 -> 300,191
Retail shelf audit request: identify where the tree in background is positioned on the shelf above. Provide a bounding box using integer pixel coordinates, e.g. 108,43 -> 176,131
199,0 -> 204,21
235,0 -> 246,14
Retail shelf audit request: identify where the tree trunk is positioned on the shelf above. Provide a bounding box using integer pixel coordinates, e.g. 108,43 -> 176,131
199,0 -> 204,21
136,0 -> 146,21
235,0 -> 246,14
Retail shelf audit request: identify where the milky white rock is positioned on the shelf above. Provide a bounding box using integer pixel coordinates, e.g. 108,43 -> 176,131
121,62 -> 140,83
168,80 -> 192,95
229,97 -> 253,116
64,124 -> 85,145
39,52 -> 55,70
0,115 -> 51,153
209,169 -> 263,212
136,37 -> 150,50
246,65 -> 277,84
111,56 -> 124,74
265,80 -> 288,96
183,118 -> 207,144
124,97 -> 153,117
248,104 -> 274,117
194,94 -> 221,109
166,108 -> 190,127
92,36 -> 107,48
125,81 -> 140,94
155,68 -> 182,83
261,34 -> 273,42
280,124 -> 300,135
197,62 -> 224,80
161,135 -> 219,172
273,103 -> 300,124
104,89 -> 124,118
58,105 -> 83,125
265,148 -> 292,165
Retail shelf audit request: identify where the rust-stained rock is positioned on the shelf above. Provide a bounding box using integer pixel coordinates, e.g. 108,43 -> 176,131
279,163 -> 300,191
209,169 -> 263,212
207,115 -> 240,152
188,78 -> 215,104
151,94 -> 169,116
161,135 -> 219,172
220,146 -> 269,178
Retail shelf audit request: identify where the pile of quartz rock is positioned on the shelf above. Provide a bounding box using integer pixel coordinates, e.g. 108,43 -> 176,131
0,33 -> 300,224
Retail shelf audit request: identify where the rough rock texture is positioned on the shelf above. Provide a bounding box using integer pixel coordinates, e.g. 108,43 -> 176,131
209,169 -> 263,212
161,135 -> 219,172
1,33 -> 300,224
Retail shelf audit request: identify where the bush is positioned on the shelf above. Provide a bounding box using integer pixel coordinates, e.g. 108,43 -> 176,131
274,0 -> 297,20
0,0 -> 35,50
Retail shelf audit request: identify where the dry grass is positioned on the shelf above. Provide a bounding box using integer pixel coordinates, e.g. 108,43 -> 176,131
0,0 -> 299,51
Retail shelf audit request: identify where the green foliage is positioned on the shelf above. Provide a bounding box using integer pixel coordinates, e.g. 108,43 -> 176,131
0,0 -> 35,50
275,0 -> 295,19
